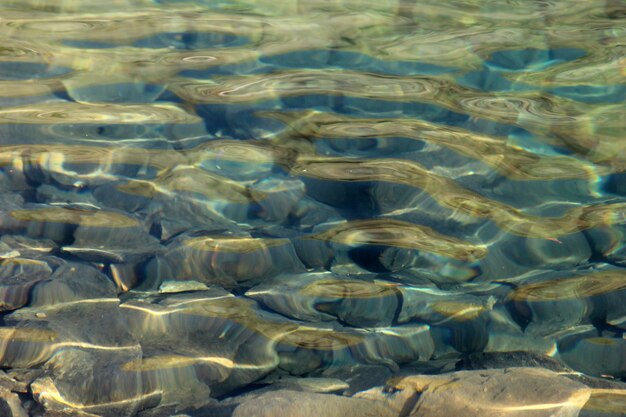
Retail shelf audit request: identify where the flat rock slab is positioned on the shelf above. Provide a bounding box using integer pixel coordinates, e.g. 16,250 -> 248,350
230,367 -> 599,417
359,367 -> 593,417
231,389 -> 397,417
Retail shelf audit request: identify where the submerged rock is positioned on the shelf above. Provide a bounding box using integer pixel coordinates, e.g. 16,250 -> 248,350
0,297 -> 160,417
5,206 -> 158,290
31,350 -> 160,417
230,367 -> 602,417
457,351 -> 569,372
29,263 -> 118,307
192,140 -> 279,182
0,195 -> 29,234
294,218 -> 486,276
0,235 -> 57,258
476,229 -> 592,281
256,375 -> 349,393
0,257 -> 53,312
232,389 -> 396,417
0,385 -> 27,417
246,272 -> 401,327
505,269 -> 626,336
293,157 -> 425,215
0,4 -> 624,417
560,337 -> 626,379
276,323 -> 434,374
484,303 -> 558,356
358,367 -> 594,417
63,75 -> 168,104
321,365 -> 392,396
146,232 -> 304,290
93,167 -> 257,240
119,291 -> 284,399
62,212 -> 160,263
249,177 -> 305,223
579,388 -> 626,417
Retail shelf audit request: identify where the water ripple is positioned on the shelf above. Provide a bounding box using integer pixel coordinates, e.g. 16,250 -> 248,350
0,0 -> 624,414
0,102 -> 201,124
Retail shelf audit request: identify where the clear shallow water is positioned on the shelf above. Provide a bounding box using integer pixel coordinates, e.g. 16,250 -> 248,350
0,0 -> 624,416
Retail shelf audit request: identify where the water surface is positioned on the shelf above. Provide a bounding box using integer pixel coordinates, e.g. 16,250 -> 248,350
0,0 -> 624,416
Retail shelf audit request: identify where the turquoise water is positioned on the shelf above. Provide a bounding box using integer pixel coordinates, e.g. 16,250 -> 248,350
0,0 -> 624,416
